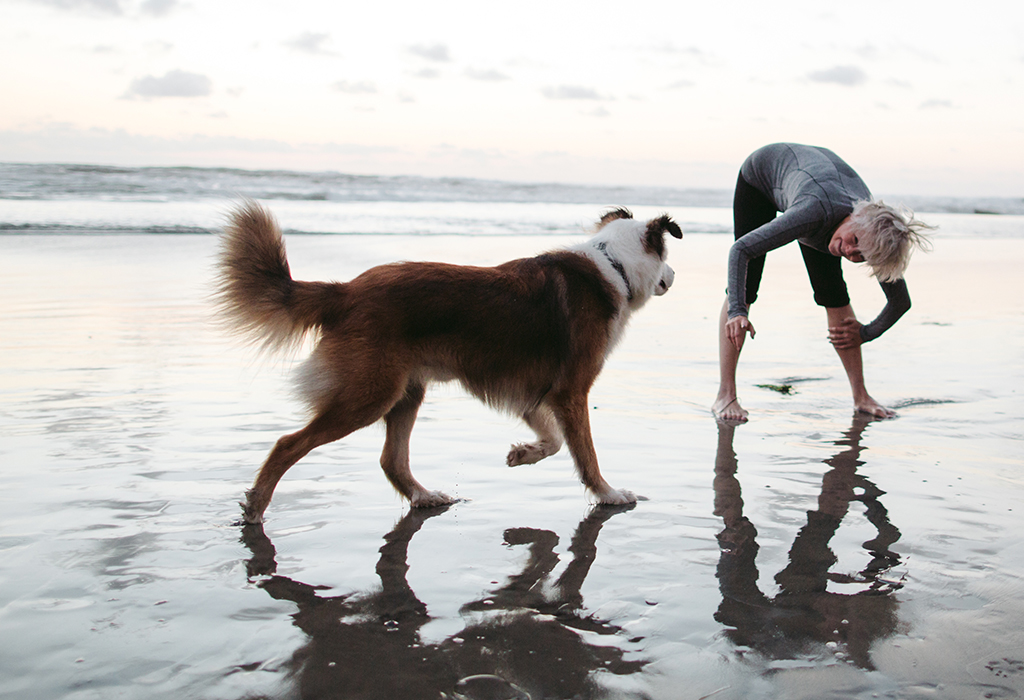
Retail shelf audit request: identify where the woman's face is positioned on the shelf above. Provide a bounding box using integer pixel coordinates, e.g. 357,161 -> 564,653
829,220 -> 866,262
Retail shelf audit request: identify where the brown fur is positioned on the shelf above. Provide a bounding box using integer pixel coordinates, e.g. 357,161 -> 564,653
216,200 -> 677,523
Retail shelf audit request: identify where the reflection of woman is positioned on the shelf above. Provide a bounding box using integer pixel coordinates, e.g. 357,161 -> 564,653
713,417 -> 903,669
713,143 -> 933,422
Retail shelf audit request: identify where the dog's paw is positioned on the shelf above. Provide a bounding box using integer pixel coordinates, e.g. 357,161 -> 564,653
506,442 -> 540,467
506,441 -> 559,467
595,488 -> 639,505
239,499 -> 265,525
411,490 -> 457,508
506,443 -> 530,466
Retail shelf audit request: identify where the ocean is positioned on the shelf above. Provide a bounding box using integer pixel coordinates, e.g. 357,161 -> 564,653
2,162 -> 1023,699
1,162 -> 1022,238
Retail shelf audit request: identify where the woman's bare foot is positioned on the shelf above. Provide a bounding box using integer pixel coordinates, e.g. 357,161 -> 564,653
712,396 -> 749,422
855,395 -> 896,419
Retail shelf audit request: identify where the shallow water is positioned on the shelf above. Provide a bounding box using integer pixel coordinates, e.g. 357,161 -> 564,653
1,232 -> 1022,700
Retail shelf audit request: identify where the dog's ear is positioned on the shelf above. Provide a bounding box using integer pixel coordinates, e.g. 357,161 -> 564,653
644,215 -> 683,257
596,207 -> 633,230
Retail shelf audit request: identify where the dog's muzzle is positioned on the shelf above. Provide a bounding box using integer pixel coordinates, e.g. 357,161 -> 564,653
655,265 -> 675,296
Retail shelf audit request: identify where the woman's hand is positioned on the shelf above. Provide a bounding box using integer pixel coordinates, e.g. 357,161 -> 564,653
726,315 -> 756,350
828,317 -> 863,349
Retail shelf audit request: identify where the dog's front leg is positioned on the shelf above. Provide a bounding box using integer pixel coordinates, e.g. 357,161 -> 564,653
507,404 -> 564,467
550,392 -> 636,505
381,381 -> 456,508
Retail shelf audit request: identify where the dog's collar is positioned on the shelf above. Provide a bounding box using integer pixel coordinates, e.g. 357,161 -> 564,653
595,241 -> 633,302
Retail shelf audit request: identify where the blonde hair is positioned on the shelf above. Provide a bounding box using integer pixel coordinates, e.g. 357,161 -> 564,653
851,200 -> 934,282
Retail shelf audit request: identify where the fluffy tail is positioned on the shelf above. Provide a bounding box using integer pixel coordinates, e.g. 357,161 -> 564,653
214,200 -> 342,353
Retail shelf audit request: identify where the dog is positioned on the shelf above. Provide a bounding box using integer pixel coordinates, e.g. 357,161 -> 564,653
215,201 -> 682,523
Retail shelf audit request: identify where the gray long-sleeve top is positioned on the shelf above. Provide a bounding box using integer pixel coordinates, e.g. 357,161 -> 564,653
728,143 -> 910,343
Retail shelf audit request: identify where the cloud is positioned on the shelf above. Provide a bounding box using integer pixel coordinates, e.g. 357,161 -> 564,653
138,0 -> 179,16
34,0 -> 123,14
920,98 -> 955,109
412,68 -> 440,79
126,70 -> 212,98
884,78 -> 913,89
146,40 -> 174,53
541,85 -> 603,100
465,68 -> 510,82
283,32 -> 336,56
408,43 -> 451,62
807,65 -> 867,86
0,123 -> 401,162
648,42 -> 718,64
333,80 -> 377,94
657,44 -> 706,57
854,43 -> 880,60
426,143 -> 510,165
32,0 -> 180,16
665,79 -> 695,89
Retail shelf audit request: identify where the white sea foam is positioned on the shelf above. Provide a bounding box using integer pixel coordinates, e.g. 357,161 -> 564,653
1,162 -> 1021,236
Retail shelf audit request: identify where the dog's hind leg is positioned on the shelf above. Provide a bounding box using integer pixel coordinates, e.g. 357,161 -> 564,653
243,384 -> 403,524
549,391 -> 636,505
507,403 -> 563,467
381,380 -> 456,508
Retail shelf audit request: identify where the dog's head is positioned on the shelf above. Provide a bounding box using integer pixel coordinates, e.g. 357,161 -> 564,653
587,207 -> 682,307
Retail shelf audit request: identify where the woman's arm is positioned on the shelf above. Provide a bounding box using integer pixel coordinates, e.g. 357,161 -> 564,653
860,279 -> 911,342
827,280 -> 911,348
727,200 -> 827,319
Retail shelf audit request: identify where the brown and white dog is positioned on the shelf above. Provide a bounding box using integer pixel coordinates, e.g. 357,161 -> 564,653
216,201 -> 682,523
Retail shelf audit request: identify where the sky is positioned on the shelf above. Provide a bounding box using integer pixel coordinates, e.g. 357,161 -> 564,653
1,0 -> 1022,197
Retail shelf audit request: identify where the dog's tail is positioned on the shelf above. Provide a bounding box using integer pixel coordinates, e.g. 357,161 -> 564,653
214,200 -> 343,353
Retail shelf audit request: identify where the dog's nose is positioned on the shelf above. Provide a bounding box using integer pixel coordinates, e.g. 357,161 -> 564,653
655,265 -> 674,296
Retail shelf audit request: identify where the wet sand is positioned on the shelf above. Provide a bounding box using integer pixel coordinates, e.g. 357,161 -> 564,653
1,230 -> 1022,699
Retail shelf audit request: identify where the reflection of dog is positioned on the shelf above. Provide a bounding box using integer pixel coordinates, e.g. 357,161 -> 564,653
241,503 -> 644,699
216,202 -> 681,523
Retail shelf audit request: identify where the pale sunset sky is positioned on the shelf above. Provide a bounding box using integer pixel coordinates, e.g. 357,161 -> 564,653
1,0 -> 1022,196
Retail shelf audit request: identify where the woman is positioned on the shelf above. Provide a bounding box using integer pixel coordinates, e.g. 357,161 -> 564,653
713,143 -> 932,422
